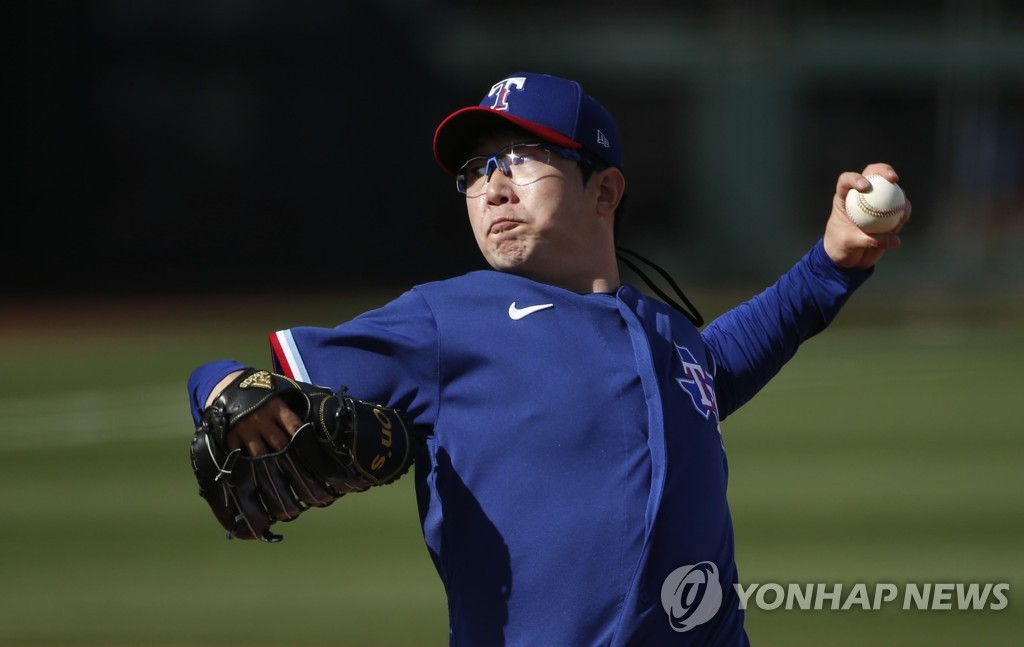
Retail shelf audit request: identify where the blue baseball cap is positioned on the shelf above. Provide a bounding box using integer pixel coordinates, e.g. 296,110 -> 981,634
433,72 -> 623,174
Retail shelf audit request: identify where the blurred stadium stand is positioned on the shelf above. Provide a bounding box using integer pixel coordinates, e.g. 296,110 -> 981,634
12,0 -> 1024,297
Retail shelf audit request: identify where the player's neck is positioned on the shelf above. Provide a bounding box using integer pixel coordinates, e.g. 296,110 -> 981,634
588,274 -> 621,294
564,250 -> 620,294
526,256 -> 621,295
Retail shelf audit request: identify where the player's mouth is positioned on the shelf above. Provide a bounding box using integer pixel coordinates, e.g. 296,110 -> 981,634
489,218 -> 521,235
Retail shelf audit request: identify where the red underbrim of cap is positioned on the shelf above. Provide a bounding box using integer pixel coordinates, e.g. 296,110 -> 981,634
433,106 -> 582,175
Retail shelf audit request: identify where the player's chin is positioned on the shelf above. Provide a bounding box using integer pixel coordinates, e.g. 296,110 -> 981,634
486,242 -> 530,271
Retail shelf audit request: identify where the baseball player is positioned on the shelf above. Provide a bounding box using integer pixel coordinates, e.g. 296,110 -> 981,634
187,72 -> 909,645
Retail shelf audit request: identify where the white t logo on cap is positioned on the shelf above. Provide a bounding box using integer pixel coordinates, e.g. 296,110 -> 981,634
488,77 -> 527,111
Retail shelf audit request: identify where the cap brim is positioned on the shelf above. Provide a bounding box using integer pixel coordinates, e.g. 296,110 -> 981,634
433,107 -> 582,175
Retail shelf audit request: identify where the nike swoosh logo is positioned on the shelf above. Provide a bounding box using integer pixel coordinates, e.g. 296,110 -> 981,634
508,302 -> 554,320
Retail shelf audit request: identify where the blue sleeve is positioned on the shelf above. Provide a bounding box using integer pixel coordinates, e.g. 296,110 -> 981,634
186,359 -> 247,426
702,240 -> 871,419
270,289 -> 439,427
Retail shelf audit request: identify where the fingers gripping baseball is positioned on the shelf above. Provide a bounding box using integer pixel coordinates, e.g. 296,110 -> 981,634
824,163 -> 912,271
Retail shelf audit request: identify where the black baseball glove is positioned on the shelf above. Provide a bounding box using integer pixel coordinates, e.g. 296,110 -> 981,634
189,368 -> 414,542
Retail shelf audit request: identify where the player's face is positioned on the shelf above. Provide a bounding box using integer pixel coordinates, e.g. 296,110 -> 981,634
463,134 -> 609,287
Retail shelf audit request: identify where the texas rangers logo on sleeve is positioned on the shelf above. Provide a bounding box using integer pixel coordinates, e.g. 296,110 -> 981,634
488,77 -> 526,111
674,345 -> 719,421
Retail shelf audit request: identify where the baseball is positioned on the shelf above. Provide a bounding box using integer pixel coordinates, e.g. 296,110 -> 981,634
845,175 -> 906,234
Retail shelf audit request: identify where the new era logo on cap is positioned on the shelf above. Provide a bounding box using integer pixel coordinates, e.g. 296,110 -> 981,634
433,72 -> 623,174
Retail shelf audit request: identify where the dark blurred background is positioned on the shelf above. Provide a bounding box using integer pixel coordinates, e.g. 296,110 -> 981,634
11,0 -> 1024,298
5,6 -> 1023,645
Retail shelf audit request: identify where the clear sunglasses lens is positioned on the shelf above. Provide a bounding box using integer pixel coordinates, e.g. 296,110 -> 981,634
457,145 -> 553,196
457,156 -> 490,195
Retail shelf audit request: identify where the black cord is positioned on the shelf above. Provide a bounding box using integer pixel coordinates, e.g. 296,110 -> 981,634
616,247 -> 704,327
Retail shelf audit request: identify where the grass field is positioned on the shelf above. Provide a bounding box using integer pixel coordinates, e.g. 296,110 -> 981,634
0,292 -> 1021,646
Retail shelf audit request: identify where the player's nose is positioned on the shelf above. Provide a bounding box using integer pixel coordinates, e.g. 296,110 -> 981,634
485,169 -> 519,205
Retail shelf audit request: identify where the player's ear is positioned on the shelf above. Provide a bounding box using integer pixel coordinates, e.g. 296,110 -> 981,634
594,167 -> 626,219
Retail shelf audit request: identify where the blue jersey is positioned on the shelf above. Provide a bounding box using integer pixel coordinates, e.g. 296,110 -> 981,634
189,241 -> 869,645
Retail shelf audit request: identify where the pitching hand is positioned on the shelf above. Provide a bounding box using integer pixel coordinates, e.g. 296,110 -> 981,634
823,163 -> 912,271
